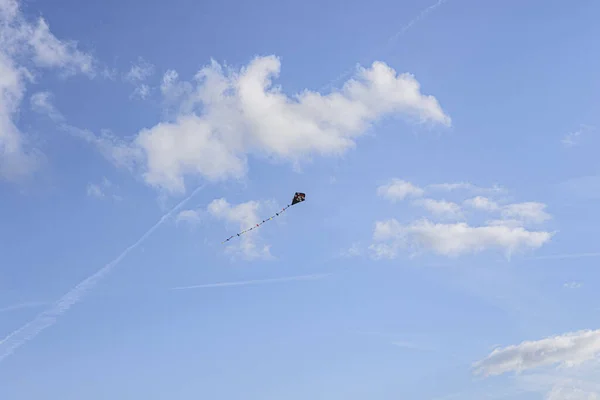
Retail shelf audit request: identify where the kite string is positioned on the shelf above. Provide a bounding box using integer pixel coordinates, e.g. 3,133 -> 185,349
221,204 -> 292,244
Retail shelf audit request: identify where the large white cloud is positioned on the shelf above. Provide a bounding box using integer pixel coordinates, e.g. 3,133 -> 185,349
473,329 -> 600,377
125,56 -> 451,193
0,0 -> 94,182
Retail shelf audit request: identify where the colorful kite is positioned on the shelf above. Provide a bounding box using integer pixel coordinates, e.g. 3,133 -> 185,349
221,192 -> 306,244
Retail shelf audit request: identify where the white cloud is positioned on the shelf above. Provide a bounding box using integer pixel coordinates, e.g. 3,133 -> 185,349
427,182 -> 504,194
340,242 -> 362,258
106,56 -> 450,193
176,209 -> 203,224
464,196 -> 499,211
86,182 -> 104,197
562,124 -> 594,147
463,196 -> 551,225
414,198 -> 462,219
131,83 -> 151,100
24,17 -> 94,76
546,386 -> 600,400
377,179 -> 424,202
0,0 -> 95,182
207,197 -> 274,260
124,57 -> 154,100
473,329 -> 600,377
125,57 -> 154,82
30,91 -> 63,121
62,125 -> 143,172
501,202 -> 551,224
564,282 -> 582,289
86,177 -> 120,200
369,218 -> 553,259
516,370 -> 600,400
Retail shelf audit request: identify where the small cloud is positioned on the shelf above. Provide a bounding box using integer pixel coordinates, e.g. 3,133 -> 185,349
413,198 -> 463,219
131,83 -> 151,100
564,282 -> 582,289
208,197 -> 274,260
86,182 -> 104,197
176,209 -> 203,224
562,124 -> 594,147
464,196 -> 500,212
125,57 -> 154,82
86,177 -> 121,200
30,91 -> 64,122
340,242 -> 362,258
464,196 -> 551,225
501,202 -> 551,224
124,57 -> 155,100
473,329 -> 600,377
377,179 -> 424,202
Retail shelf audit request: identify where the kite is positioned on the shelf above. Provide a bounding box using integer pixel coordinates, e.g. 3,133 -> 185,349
221,192 -> 306,244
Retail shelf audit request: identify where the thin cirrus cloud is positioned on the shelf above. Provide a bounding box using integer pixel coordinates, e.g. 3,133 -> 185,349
371,179 -> 555,258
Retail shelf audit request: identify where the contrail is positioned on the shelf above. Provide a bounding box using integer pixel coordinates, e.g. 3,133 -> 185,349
171,273 -> 332,290
0,301 -> 48,314
525,252 -> 600,260
319,0 -> 450,92
0,184 -> 205,363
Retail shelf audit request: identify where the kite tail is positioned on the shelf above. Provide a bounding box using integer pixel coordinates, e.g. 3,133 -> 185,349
221,204 -> 292,244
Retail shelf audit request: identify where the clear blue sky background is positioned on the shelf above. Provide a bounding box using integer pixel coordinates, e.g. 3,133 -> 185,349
2,0 -> 600,398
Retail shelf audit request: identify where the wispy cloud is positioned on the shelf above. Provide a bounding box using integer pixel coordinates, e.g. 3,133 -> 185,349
170,273 -> 332,290
564,282 -> 582,289
123,57 -> 155,100
30,91 -> 64,122
473,329 -> 600,377
0,0 -> 96,182
0,184 -> 205,364
525,252 -> 600,261
124,57 -> 154,82
561,124 -> 594,147
0,301 -> 47,314
86,177 -> 121,200
339,242 -> 362,258
175,209 -> 203,224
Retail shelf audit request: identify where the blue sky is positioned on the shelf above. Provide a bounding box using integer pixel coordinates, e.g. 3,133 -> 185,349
2,0 -> 600,398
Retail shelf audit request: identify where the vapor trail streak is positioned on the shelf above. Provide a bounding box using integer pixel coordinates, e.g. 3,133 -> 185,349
171,273 -> 332,290
0,185 -> 205,363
